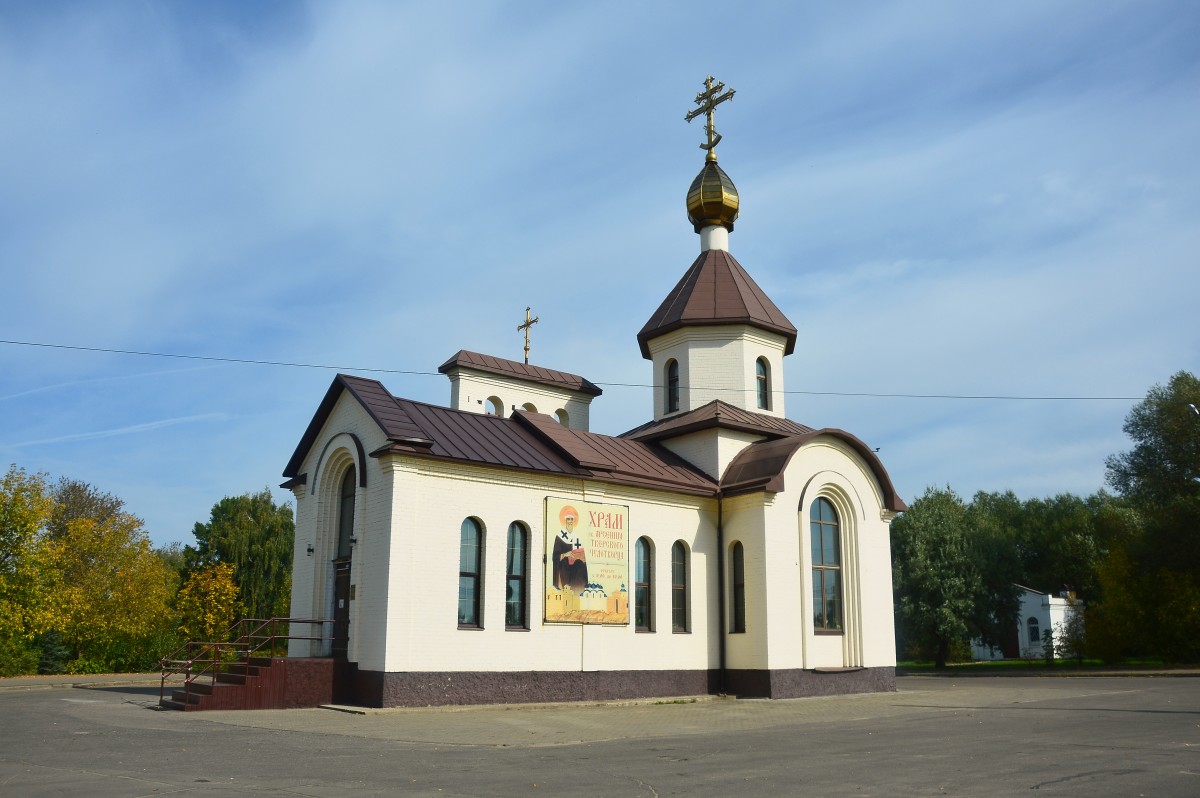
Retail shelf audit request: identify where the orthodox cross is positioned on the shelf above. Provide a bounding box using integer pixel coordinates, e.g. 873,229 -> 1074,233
685,75 -> 735,160
517,306 -> 539,364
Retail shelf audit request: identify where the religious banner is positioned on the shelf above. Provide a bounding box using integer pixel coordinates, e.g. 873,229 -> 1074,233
543,498 -> 630,624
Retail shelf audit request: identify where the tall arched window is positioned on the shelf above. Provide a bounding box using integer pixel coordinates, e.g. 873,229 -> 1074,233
458,518 -> 483,627
810,498 -> 842,632
731,541 -> 746,633
1028,617 -> 1040,645
666,359 -> 680,413
756,358 -> 770,410
505,522 -> 528,629
337,466 -> 356,560
671,541 -> 688,633
635,537 -> 653,632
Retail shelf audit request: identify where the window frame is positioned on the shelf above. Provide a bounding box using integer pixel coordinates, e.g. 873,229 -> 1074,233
810,497 -> 843,633
731,541 -> 746,634
635,536 -> 654,632
505,522 -> 529,630
671,540 -> 689,633
666,359 -> 680,414
1028,617 -> 1040,645
756,357 -> 770,410
336,466 -> 356,560
458,517 -> 484,629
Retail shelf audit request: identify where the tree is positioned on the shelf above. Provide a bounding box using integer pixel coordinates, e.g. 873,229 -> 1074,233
176,563 -> 239,642
187,489 -> 294,621
0,466 -> 52,674
892,488 -> 976,668
1097,370 -> 1200,662
31,512 -> 179,672
47,477 -> 125,539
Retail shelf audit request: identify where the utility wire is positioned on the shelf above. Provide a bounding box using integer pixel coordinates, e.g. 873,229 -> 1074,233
0,338 -> 1143,401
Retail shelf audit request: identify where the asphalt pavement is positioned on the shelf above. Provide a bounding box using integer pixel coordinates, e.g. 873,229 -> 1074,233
1,673 -> 1197,796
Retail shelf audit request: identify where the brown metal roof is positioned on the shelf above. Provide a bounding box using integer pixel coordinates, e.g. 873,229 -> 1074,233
721,429 -> 907,512
286,374 -> 713,497
282,374 -> 432,480
636,249 -> 797,358
621,400 -> 814,443
437,350 -> 602,396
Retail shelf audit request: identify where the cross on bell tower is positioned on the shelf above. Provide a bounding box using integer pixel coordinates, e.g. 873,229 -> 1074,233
685,75 -> 735,162
517,307 -> 539,364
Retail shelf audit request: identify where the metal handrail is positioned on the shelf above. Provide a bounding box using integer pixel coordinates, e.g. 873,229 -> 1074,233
159,617 -> 333,708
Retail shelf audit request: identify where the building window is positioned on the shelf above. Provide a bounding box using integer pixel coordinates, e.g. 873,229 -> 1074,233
485,396 -> 502,416
666,359 -> 680,413
810,498 -> 842,632
458,518 -> 483,627
522,402 -> 537,413
505,522 -> 528,629
635,537 -> 653,632
756,357 -> 770,410
731,541 -> 746,633
555,408 -> 569,426
1028,617 -> 1040,645
671,541 -> 688,633
337,466 -> 356,560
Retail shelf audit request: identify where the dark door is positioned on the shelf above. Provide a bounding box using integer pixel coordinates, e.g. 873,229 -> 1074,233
332,559 -> 351,658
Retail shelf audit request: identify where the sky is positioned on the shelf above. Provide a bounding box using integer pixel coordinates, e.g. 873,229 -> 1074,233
2,1 -> 1198,548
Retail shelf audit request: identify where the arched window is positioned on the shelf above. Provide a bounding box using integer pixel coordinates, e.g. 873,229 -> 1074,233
521,402 -> 538,413
756,358 -> 770,410
555,408 -> 569,426
671,541 -> 688,633
666,359 -> 680,413
336,466 -> 356,560
458,518 -> 483,627
505,522 -> 528,629
485,396 -> 502,416
810,498 -> 842,632
1028,617 -> 1040,645
635,537 -> 653,632
731,541 -> 746,633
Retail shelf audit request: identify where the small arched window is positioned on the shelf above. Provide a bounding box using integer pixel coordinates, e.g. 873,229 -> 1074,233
666,359 -> 680,413
521,402 -> 537,413
671,541 -> 688,633
810,498 -> 842,632
635,537 -> 653,632
458,518 -> 483,627
505,522 -> 528,629
555,408 -> 569,426
1028,617 -> 1040,645
337,466 -> 356,560
731,541 -> 746,633
485,396 -> 503,416
756,358 -> 771,410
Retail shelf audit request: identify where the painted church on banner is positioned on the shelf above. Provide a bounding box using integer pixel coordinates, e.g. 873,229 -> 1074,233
282,78 -> 906,707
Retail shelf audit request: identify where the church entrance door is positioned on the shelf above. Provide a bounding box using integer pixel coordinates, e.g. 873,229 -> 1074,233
332,559 -> 351,658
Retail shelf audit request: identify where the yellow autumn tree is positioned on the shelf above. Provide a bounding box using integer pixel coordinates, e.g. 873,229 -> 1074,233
31,512 -> 179,673
176,562 -> 240,643
0,465 -> 53,674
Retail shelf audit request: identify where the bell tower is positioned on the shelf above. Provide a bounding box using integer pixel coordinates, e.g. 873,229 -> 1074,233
637,76 -> 796,423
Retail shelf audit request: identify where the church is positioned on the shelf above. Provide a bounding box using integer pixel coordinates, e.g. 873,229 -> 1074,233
282,78 -> 905,707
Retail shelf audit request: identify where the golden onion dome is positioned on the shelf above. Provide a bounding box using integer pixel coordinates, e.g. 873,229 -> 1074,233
686,156 -> 739,233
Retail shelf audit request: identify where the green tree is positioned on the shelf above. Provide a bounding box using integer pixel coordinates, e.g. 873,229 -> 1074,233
1098,370 -> 1200,662
187,489 -> 294,621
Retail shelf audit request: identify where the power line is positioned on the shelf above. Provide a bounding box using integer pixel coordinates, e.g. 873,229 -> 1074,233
0,338 -> 1143,401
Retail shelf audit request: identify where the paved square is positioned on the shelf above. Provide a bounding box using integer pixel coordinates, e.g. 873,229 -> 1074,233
1,675 -> 1197,796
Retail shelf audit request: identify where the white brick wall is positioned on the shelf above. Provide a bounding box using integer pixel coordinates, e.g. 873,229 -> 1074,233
445,368 -> 595,431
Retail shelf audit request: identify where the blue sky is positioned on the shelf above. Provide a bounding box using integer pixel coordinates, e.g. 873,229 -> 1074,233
2,1 -> 1197,547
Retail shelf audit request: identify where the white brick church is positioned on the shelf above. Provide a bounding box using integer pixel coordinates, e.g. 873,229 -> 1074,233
281,82 -> 905,707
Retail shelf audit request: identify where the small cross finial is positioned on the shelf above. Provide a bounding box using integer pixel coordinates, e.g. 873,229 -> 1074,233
517,307 -> 539,364
684,75 -> 735,161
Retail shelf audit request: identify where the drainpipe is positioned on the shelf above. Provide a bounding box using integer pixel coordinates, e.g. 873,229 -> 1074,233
716,490 -> 726,694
